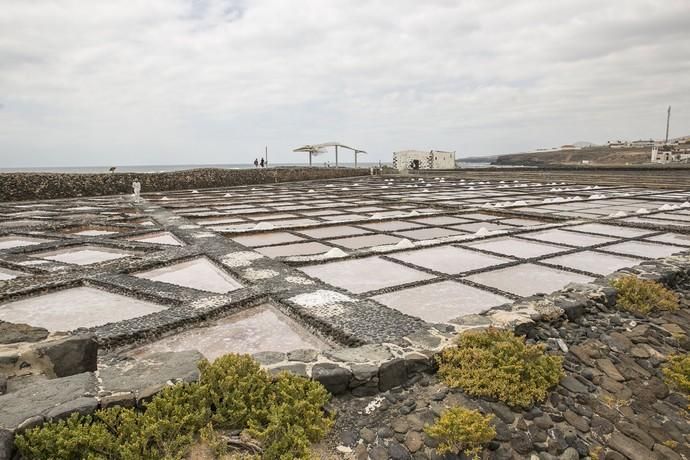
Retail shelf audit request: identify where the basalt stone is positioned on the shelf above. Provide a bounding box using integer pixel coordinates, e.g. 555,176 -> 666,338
607,431 -> 658,460
560,375 -> 588,393
388,441 -> 412,460
379,358 -> 407,392
352,381 -> 379,397
325,344 -> 393,363
404,352 -> 432,374
653,443 -> 682,460
311,363 -> 351,395
405,431 -> 423,453
0,429 -> 12,460
378,426 -> 394,439
0,321 -> 49,344
0,352 -> 18,366
269,363 -> 308,377
0,378 -> 5,396
370,446 -> 389,460
286,348 -> 319,362
252,351 -> 286,365
511,431 -> 533,455
360,427 -> 376,444
100,350 -> 202,395
564,410 -> 589,432
560,447 -> 579,460
46,396 -> 98,421
615,421 -> 654,449
351,363 -> 379,382
488,402 -> 516,424
100,391 -> 136,409
36,333 -> 98,378
0,372 -> 97,431
590,415 -> 614,435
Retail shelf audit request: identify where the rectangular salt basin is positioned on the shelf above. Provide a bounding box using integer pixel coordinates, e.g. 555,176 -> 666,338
601,241 -> 686,259
0,286 -> 166,331
72,229 -> 119,236
646,233 -> 690,247
127,232 -> 184,246
0,236 -> 53,250
464,237 -> 568,258
128,304 -> 328,361
389,246 -> 510,274
299,257 -> 435,294
542,251 -> 643,276
410,216 -> 472,225
358,221 -> 424,232
465,263 -> 594,297
135,257 -> 243,293
372,281 -> 511,323
395,228 -> 463,240
566,223 -> 654,238
522,229 -> 617,247
329,234 -> 401,249
33,246 -> 133,265
298,225 -> 371,239
232,232 -> 305,247
0,267 -> 24,281
255,242 -> 332,258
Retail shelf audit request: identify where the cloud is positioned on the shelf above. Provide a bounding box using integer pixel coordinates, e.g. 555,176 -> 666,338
0,0 -> 689,167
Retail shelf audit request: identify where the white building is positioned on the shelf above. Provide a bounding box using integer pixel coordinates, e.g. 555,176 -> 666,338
392,150 -> 456,171
651,141 -> 690,164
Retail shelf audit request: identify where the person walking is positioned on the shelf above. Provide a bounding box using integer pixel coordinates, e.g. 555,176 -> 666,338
260,158 -> 265,168
254,158 -> 259,167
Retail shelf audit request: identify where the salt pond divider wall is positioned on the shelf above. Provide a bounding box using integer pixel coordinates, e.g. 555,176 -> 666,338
0,167 -> 370,202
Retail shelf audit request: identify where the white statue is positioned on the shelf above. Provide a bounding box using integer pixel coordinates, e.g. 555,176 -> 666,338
132,179 -> 141,202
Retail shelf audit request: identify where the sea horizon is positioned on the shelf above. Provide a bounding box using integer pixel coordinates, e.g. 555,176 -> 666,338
0,161 -> 400,174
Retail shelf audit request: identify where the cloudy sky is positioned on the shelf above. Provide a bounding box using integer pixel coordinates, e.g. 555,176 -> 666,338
1,0 -> 689,167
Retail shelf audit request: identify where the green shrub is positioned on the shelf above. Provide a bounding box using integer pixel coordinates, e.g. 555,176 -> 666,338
611,275 -> 679,315
15,353 -> 332,460
424,407 -> 496,459
662,353 -> 690,394
14,412 -> 116,460
198,354 -> 272,430
436,328 -> 564,408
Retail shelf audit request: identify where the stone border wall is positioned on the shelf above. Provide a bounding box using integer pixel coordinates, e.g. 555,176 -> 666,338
0,168 -> 370,202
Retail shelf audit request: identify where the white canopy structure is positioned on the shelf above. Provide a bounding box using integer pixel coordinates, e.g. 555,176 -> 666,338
293,142 -> 366,167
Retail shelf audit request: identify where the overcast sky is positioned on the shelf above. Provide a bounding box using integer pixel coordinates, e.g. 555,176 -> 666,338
1,0 -> 689,167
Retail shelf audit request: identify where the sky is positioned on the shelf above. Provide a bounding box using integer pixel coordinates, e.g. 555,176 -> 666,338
1,0 -> 689,167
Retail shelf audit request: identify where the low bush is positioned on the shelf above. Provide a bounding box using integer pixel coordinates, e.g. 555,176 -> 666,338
662,353 -> 690,394
15,353 -> 333,460
436,328 -> 563,408
424,407 -> 495,459
611,275 -> 679,315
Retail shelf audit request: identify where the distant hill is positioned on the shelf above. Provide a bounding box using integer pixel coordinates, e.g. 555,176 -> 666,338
456,155 -> 499,163
493,146 -> 651,166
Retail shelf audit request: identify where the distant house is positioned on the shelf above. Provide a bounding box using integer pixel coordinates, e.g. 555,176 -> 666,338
392,150 -> 456,171
607,140 -> 628,148
631,139 -> 657,148
651,139 -> 690,163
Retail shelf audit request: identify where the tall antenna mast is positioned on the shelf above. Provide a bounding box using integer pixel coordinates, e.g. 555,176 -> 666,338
665,106 -> 671,144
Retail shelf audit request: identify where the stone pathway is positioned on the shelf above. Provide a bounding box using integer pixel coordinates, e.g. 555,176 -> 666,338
321,286 -> 690,460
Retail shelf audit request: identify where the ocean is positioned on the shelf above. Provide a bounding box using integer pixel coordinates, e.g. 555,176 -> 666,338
0,162 -> 391,174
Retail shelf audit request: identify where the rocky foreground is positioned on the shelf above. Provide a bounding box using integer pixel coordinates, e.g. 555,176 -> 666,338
321,286 -> 690,460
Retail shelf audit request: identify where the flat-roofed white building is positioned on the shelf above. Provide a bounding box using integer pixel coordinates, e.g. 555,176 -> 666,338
393,150 -> 456,171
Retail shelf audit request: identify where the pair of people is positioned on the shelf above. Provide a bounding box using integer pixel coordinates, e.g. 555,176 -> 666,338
253,158 -> 266,168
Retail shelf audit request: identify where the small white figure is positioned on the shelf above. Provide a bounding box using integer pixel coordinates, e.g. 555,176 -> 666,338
132,179 -> 141,202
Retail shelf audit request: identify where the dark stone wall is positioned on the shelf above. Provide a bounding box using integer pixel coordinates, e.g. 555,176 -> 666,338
0,168 -> 370,202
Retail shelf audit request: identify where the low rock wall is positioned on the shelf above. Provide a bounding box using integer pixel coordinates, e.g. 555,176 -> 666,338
0,168 -> 370,202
